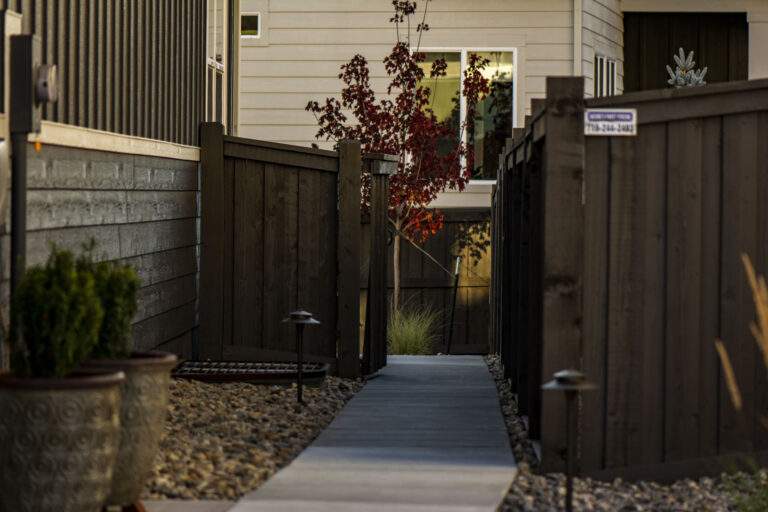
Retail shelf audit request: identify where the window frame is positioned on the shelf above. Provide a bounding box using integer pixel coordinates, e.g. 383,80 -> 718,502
418,47 -> 518,175
240,12 -> 261,39
594,55 -> 618,98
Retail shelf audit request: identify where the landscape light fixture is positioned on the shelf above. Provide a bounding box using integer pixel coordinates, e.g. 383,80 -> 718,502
282,310 -> 321,405
542,369 -> 596,512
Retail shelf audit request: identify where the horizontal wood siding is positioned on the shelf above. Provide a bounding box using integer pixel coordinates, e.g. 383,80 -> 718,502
239,0 -> 574,146
582,0 -> 624,97
2,142 -> 201,357
0,0 -> 205,146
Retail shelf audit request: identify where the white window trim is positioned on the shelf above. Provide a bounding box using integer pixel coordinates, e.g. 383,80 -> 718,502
595,54 -> 617,98
240,12 -> 261,39
419,47 -> 518,170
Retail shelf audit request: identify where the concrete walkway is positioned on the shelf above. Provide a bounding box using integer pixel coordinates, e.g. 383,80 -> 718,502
230,355 -> 517,512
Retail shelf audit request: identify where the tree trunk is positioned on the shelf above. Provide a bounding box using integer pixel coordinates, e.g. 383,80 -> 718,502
393,219 -> 401,313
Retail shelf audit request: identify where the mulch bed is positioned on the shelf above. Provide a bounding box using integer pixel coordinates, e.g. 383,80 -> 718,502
143,376 -> 362,500
485,355 -> 763,512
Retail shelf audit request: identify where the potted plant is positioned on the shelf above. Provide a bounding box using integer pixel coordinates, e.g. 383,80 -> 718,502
0,247 -> 124,512
79,253 -> 177,508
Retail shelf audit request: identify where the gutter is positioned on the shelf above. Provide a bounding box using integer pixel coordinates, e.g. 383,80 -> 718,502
573,0 -> 583,76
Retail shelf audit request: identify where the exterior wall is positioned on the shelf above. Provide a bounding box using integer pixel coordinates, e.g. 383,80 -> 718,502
0,0 -> 208,146
0,122 -> 200,361
430,181 -> 494,209
583,0 -> 624,97
238,0 -> 576,148
620,0 -> 768,80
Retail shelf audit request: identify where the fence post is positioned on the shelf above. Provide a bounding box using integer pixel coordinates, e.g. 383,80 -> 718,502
336,140 -> 362,378
199,122 -> 226,361
539,77 -> 586,472
364,154 -> 397,374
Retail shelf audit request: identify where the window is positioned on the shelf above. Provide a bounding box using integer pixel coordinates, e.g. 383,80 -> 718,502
418,49 -> 515,180
207,0 -> 226,124
595,55 -> 617,98
241,13 -> 260,38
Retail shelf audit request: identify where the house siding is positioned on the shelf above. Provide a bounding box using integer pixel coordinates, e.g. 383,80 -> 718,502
0,142 -> 200,361
239,0 -> 576,148
583,0 -> 624,97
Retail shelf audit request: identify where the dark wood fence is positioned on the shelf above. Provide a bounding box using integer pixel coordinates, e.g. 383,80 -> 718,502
363,209 -> 491,355
491,77 -> 768,480
199,125 -> 392,378
1,0 -> 205,145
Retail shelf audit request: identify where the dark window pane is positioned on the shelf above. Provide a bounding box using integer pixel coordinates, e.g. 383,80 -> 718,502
215,71 -> 223,123
470,51 -> 514,180
241,14 -> 260,36
417,52 -> 462,158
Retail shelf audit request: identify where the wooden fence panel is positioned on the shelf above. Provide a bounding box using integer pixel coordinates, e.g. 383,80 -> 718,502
200,124 -> 366,375
719,112 -> 760,455
492,78 -> 768,480
581,135 -> 610,472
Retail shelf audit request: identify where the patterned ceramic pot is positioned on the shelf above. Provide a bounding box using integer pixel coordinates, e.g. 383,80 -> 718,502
83,351 -> 177,507
0,371 -> 125,512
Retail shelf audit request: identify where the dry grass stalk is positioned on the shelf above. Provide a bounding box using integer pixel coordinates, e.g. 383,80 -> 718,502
715,254 -> 768,414
715,338 -> 743,411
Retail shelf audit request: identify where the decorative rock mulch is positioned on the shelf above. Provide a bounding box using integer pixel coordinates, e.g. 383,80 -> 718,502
143,376 -> 362,500
485,356 -> 762,512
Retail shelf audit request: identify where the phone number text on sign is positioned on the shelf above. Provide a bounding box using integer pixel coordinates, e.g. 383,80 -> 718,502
584,108 -> 637,136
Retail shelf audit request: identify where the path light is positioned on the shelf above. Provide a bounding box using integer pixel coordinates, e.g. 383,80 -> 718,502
542,369 -> 596,512
282,310 -> 321,405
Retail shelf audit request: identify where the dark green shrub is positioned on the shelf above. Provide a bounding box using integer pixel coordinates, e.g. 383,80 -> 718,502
11,247 -> 104,378
78,248 -> 141,359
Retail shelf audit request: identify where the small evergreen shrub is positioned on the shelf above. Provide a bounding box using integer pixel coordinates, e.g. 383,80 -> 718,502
387,305 -> 441,355
666,47 -> 708,88
78,246 -> 141,359
11,246 -> 104,378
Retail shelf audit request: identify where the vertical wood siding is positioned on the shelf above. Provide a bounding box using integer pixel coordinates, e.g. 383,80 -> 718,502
0,0 -> 206,146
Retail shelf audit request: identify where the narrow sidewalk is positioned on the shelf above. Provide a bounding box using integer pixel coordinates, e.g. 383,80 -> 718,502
230,355 -> 517,512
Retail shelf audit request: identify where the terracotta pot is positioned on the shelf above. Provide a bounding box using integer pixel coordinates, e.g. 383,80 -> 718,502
82,351 -> 177,507
0,371 -> 125,512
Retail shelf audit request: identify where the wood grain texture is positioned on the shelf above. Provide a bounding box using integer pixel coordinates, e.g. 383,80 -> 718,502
337,141 -> 362,378
232,158 -> 265,350
539,77 -> 585,472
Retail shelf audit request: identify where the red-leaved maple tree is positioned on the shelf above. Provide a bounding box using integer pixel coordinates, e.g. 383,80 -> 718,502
306,0 -> 490,309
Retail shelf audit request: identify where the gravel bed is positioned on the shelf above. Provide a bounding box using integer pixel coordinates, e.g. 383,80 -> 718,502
485,355 -> 763,512
143,376 -> 362,500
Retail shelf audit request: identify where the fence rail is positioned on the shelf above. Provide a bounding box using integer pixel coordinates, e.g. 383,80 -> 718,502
491,77 -> 768,480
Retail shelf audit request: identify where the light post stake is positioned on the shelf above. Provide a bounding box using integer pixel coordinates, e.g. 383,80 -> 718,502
542,369 -> 596,512
283,310 -> 321,405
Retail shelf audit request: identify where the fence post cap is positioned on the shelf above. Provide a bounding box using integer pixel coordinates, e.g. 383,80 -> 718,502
365,153 -> 399,175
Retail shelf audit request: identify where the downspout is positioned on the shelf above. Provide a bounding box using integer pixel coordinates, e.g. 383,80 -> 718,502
573,0 -> 583,76
226,0 -> 239,135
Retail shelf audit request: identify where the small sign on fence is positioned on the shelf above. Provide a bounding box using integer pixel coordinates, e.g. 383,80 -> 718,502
584,108 -> 637,136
